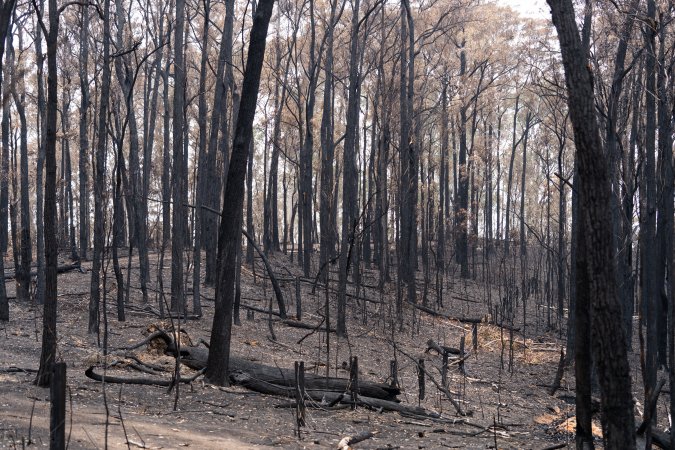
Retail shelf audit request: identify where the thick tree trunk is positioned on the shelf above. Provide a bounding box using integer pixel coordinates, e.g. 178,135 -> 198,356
547,0 -> 636,447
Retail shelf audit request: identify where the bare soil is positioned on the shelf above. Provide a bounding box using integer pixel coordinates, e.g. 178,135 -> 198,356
0,251 -> 614,449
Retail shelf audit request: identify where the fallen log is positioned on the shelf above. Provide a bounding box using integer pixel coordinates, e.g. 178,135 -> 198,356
280,319 -> 336,333
412,303 -> 482,325
169,346 -> 400,401
231,372 -> 434,417
4,262 -> 84,280
426,339 -> 461,356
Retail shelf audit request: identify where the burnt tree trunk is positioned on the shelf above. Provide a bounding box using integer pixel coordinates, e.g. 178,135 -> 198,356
547,0 -> 636,447
205,0 -> 276,385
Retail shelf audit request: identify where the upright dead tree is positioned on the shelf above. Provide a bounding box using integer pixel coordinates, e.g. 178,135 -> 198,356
170,0 -> 186,314
299,0 -> 318,278
318,0 -> 340,282
399,0 -> 418,293
193,0 -> 211,317
206,0 -> 276,385
337,0 -> 361,337
9,19 -> 32,304
0,0 -> 15,321
89,0 -> 111,336
36,0 -> 61,386
78,5 -> 89,259
204,0 -> 234,285
547,0 -> 636,447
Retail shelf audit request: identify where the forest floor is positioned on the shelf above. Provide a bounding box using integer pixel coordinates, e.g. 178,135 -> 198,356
0,249 -> 653,449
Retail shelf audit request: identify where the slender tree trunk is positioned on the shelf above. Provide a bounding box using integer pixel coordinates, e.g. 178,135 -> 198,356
192,0 -> 211,318
10,32 -> 31,304
319,0 -> 339,282
205,0 -> 276,385
78,5 -> 89,260
34,0 -> 46,306
337,0 -> 361,337
36,0 -> 60,387
170,0 -> 186,314
0,1 -> 13,320
519,111 -> 532,257
89,0 -> 111,336
640,1 -> 658,443
300,0 -> 317,278
204,0 -> 234,285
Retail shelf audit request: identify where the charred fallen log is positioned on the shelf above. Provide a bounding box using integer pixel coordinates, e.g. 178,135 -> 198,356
231,372 -> 434,417
167,345 -> 399,401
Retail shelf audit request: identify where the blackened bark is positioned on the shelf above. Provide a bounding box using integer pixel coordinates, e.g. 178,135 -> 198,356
36,0 -> 59,386
0,0 -> 12,320
454,42 -> 468,277
318,0 -> 339,282
78,5 -> 89,260
204,0 -> 234,285
206,0 -> 276,385
547,0 -> 636,447
265,22 -> 291,254
34,0 -> 46,306
193,0 -> 211,318
299,0 -> 318,278
504,95 -> 519,256
641,2 -> 658,443
518,111 -> 532,257
337,0 -> 361,337
10,31 -> 31,304
170,0 -> 186,314
89,0 -> 111,336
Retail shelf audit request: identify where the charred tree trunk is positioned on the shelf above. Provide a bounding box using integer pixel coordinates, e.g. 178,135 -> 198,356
89,0 -> 111,336
205,0 -> 276,385
547,0 -> 636,446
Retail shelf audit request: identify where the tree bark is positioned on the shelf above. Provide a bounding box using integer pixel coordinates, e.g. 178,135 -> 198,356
0,0 -> 13,320
205,0 -> 276,385
36,0 -> 60,386
88,0 -> 111,337
547,1 -> 636,447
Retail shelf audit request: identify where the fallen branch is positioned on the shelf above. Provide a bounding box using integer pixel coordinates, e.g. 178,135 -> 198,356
4,262 -> 84,280
426,339 -> 461,356
241,228 -> 287,318
337,431 -> 375,449
85,366 -> 205,386
0,367 -> 38,374
281,319 -> 336,333
116,329 -> 172,352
